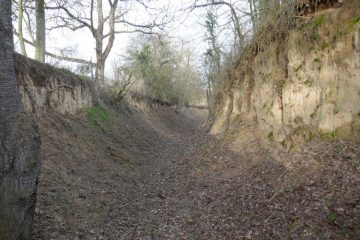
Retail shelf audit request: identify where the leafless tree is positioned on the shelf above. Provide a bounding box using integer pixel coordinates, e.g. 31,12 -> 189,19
47,0 -> 171,87
13,0 -> 96,66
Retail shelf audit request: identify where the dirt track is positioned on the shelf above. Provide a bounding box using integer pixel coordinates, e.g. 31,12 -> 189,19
32,106 -> 360,239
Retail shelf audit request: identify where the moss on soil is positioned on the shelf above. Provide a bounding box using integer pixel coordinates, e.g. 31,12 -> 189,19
319,130 -> 338,141
86,106 -> 112,123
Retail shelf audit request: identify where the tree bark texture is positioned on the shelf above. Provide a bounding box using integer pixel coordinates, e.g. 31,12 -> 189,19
0,1 -> 41,239
18,0 -> 27,56
35,0 -> 46,62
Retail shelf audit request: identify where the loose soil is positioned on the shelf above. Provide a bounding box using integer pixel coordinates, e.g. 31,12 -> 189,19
32,103 -> 360,240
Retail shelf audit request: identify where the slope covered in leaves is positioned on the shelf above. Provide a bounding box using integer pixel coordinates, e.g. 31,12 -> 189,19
31,100 -> 360,239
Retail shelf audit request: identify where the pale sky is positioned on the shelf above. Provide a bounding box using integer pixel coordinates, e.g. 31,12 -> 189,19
13,0 -> 250,78
14,0 -> 208,75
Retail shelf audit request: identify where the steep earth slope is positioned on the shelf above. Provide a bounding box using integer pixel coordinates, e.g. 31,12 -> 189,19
11,24 -> 360,239
212,0 -> 360,145
30,102 -> 360,239
15,54 -> 95,115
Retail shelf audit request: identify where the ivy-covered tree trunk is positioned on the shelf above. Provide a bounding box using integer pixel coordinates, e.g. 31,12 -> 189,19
0,1 -> 41,239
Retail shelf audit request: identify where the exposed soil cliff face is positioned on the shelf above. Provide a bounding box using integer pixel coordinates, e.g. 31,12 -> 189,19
10,50 -> 359,240
212,0 -> 360,144
14,54 -> 96,115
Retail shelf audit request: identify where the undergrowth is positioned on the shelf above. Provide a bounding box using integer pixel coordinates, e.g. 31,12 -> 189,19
86,106 -> 112,123
348,14 -> 360,29
319,130 -> 338,141
267,131 -> 274,141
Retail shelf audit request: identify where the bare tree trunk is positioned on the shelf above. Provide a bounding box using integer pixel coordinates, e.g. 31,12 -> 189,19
94,0 -> 105,87
93,0 -> 118,87
249,0 -> 257,33
0,1 -> 41,239
95,57 -> 105,87
95,36 -> 104,87
35,0 -> 46,62
18,0 -> 27,56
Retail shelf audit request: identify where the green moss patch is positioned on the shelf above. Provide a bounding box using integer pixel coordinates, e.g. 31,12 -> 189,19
86,106 -> 112,123
327,211 -> 339,223
319,130 -> 338,141
267,131 -> 274,141
348,15 -> 360,29
314,15 -> 326,27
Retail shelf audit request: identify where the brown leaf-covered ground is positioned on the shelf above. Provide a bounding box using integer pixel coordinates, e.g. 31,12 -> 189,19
32,104 -> 360,239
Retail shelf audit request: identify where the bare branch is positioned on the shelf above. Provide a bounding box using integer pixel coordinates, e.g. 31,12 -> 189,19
45,51 -> 95,66
102,0 -> 119,60
58,5 -> 94,34
13,29 -> 95,66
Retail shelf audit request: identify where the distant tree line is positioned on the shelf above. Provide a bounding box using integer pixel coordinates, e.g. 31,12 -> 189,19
109,35 -> 206,107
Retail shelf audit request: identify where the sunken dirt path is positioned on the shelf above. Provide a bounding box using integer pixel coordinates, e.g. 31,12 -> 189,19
32,108 -> 360,240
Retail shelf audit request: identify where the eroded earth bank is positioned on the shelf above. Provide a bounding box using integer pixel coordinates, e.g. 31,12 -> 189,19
13,27 -> 360,239
30,102 -> 359,240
